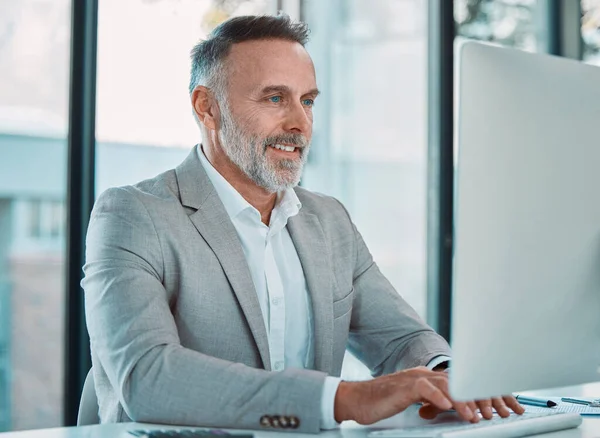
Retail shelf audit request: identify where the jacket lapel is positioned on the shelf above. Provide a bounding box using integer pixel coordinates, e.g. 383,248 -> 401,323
175,147 -> 271,370
288,210 -> 334,374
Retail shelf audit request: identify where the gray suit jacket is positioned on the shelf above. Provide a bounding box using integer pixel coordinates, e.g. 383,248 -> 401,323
82,147 -> 451,433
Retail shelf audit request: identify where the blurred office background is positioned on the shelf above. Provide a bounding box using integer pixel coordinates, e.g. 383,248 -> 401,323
0,0 -> 598,432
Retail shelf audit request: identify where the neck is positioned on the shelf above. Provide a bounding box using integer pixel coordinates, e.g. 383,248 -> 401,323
202,143 -> 278,225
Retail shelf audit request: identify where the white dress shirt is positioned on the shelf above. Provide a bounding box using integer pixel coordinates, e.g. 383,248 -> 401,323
197,146 -> 449,428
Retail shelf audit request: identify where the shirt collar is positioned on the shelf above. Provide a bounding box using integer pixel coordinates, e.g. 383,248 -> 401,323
269,188 -> 302,234
197,145 -> 302,223
274,187 -> 302,220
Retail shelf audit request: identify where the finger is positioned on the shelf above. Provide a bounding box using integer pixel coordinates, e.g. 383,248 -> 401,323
419,401 -> 480,423
503,395 -> 525,415
415,377 -> 453,412
418,403 -> 443,420
466,401 -> 480,423
426,376 -> 475,422
492,397 -> 511,417
446,400 -> 474,422
477,399 -> 494,420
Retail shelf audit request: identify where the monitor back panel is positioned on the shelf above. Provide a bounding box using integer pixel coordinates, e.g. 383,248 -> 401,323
451,42 -> 600,400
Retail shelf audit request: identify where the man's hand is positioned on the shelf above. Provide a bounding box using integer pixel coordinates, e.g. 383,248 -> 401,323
333,367 -> 525,425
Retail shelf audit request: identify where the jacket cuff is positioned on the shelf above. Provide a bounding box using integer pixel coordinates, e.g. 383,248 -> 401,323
427,355 -> 451,371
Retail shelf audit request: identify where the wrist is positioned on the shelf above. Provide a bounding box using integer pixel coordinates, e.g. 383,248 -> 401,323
432,361 -> 450,372
334,381 -> 354,423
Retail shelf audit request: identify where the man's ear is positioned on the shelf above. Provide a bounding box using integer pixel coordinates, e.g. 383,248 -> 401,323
192,85 -> 219,130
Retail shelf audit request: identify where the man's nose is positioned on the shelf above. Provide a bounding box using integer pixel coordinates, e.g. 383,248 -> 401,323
282,100 -> 311,135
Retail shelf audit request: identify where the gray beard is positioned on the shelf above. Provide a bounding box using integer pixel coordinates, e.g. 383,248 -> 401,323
217,101 -> 310,194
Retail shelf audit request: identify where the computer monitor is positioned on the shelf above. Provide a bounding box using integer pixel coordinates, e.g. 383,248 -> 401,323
450,41 -> 600,401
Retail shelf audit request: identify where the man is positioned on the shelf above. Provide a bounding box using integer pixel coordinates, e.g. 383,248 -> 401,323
82,14 -> 523,433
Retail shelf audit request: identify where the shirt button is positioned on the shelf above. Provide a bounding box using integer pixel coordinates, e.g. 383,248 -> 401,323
271,297 -> 282,306
274,361 -> 284,371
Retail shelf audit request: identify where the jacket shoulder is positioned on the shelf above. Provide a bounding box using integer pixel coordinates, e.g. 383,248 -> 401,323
293,186 -> 352,224
96,168 -> 181,207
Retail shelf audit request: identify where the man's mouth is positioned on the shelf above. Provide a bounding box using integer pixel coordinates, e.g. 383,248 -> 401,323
268,143 -> 299,153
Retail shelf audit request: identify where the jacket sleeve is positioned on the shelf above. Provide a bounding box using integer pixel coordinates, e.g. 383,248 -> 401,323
333,199 -> 452,376
82,187 -> 326,433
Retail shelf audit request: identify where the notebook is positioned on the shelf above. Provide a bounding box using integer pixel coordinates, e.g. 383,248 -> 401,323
521,397 -> 600,416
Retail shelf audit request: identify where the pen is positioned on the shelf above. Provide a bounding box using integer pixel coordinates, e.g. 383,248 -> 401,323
561,397 -> 600,407
515,395 -> 557,408
561,397 -> 589,406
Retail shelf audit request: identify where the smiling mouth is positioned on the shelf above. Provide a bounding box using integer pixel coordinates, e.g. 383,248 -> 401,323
268,143 -> 299,153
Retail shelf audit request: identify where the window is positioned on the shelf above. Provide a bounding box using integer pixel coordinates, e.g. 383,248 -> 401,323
49,202 -> 64,239
302,0 -> 429,379
26,200 -> 64,242
0,0 -> 71,431
455,0 -> 541,51
582,0 -> 600,65
28,201 -> 42,240
95,0 -> 274,194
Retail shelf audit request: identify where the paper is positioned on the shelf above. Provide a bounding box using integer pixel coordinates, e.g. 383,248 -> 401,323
521,397 -> 600,416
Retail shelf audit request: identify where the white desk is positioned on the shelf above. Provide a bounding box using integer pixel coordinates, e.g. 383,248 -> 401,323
2,383 -> 600,438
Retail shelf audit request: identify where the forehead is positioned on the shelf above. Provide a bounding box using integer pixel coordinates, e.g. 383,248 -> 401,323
224,39 -> 317,92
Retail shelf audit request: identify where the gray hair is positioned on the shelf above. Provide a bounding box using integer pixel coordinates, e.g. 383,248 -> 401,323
189,14 -> 310,100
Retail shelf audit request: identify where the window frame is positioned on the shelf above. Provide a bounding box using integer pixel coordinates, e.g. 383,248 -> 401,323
64,0 -> 97,426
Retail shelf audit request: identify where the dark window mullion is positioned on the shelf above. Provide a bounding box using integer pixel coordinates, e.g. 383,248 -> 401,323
544,0 -> 583,58
426,0 -> 454,342
64,0 -> 98,426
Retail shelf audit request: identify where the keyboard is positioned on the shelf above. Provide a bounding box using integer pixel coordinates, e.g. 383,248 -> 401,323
128,430 -> 253,438
368,411 -> 582,438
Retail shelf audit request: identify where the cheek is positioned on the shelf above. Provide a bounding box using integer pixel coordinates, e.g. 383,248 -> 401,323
242,105 -> 275,123
227,113 -> 267,143
304,110 -> 314,136
246,108 -> 287,136
306,109 -> 314,124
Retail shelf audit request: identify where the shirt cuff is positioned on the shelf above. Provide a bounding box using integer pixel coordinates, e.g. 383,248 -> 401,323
320,376 -> 343,429
427,355 -> 451,371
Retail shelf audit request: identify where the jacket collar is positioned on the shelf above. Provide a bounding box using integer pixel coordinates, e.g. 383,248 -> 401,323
175,145 -> 334,374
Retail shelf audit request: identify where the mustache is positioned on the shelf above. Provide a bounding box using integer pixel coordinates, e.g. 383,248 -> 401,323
262,133 -> 308,149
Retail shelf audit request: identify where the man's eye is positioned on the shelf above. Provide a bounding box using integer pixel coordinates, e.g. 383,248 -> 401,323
269,96 -> 282,103
302,99 -> 314,107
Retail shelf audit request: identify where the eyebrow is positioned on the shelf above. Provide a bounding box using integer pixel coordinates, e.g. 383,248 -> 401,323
257,85 -> 320,98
